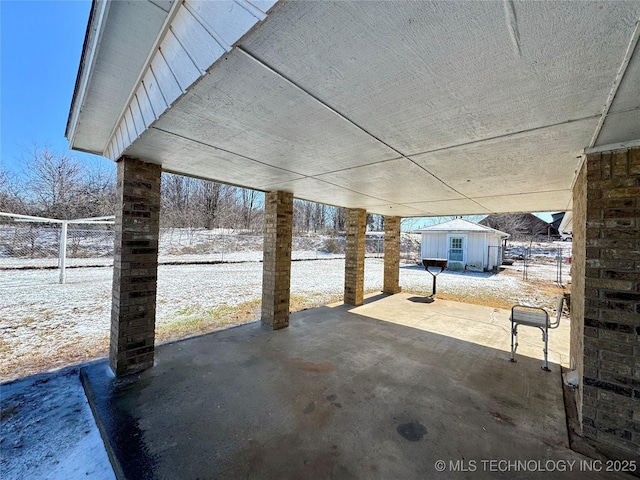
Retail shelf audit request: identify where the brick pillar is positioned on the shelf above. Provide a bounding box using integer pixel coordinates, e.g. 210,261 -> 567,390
110,157 -> 161,377
261,191 -> 293,330
383,216 -> 402,294
344,208 -> 366,306
570,157 -> 587,424
572,147 -> 640,459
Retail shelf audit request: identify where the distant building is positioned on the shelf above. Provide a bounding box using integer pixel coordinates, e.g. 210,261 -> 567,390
550,212 -> 566,232
479,213 -> 555,239
413,218 -> 509,272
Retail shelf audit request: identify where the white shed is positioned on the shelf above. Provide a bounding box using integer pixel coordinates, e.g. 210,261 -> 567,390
413,219 -> 509,272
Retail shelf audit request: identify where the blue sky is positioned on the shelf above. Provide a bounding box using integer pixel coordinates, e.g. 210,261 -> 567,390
1,0 -> 102,173
0,1 -> 554,223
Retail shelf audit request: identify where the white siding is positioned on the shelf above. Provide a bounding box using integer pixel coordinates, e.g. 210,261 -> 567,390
104,0 -> 275,160
136,89 -> 156,129
465,232 -> 485,271
143,68 -> 167,119
172,6 -> 226,72
124,108 -> 138,142
421,233 -> 447,260
131,97 -> 146,133
421,231 -> 506,271
487,234 -> 503,270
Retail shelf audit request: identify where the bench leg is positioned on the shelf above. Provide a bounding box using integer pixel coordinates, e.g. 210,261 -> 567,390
541,328 -> 550,371
510,323 -> 518,362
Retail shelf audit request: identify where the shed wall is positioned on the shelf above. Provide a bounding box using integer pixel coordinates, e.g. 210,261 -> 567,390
487,234 -> 503,270
421,231 -> 500,271
465,232 -> 486,271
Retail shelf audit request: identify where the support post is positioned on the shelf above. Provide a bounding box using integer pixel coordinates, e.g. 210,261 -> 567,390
383,216 -> 401,294
571,147 -> 640,460
344,208 -> 366,306
59,221 -> 68,284
261,191 -> 293,330
110,157 -> 162,376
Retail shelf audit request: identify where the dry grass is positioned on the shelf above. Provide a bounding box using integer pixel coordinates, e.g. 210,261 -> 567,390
2,338 -> 109,382
156,299 -> 262,344
3,275 -> 569,382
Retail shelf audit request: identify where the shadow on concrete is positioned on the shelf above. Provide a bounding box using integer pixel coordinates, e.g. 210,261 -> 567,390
361,292 -> 388,305
81,295 -> 617,480
406,296 -> 434,304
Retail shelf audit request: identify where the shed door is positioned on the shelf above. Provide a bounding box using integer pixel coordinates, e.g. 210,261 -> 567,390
448,236 -> 465,262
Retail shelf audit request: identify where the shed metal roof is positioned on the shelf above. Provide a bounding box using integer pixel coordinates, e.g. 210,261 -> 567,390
413,219 -> 510,238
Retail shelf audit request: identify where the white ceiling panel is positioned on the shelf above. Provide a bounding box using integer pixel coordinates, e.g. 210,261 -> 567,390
69,1 -> 640,217
475,190 -> 573,214
410,119 -> 595,198
316,158 -> 462,204
608,40 -> 640,115
242,0 -> 640,155
595,110 -> 640,147
152,50 -> 399,176
125,128 -> 304,188
259,177 -> 389,209
405,199 -> 491,216
365,204 -> 429,217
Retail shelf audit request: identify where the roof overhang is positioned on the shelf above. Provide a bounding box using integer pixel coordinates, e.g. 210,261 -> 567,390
67,0 -> 640,217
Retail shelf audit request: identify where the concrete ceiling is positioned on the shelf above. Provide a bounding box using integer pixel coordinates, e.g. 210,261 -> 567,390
68,0 -> 640,216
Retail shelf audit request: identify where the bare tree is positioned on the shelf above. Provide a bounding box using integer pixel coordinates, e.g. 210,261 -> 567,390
200,181 -> 221,230
21,145 -> 85,218
480,214 -> 544,240
331,207 -> 346,232
77,160 -> 116,217
0,167 -> 27,213
241,189 -> 261,232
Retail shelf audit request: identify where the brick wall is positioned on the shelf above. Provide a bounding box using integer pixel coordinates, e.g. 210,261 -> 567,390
579,147 -> 640,457
261,191 -> 293,330
110,157 -> 162,377
383,216 -> 402,294
571,161 -> 587,423
344,208 -> 366,306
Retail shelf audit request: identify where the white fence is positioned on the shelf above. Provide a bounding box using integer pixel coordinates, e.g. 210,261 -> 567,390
1,212 -> 422,283
0,213 -> 115,283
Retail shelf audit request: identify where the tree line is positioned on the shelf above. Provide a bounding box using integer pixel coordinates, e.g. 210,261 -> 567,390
0,146 -> 383,233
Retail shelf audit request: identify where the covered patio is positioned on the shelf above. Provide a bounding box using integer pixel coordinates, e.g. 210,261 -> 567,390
67,0 -> 640,472
82,294 -> 605,479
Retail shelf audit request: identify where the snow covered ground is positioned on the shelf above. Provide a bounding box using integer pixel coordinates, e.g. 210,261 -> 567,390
0,254 -> 570,382
0,244 -> 570,479
1,365 -> 115,480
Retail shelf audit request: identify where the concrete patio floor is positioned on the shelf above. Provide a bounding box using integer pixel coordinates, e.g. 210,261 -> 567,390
82,293 -> 630,479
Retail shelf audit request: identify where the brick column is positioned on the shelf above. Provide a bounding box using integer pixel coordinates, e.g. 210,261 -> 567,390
383,216 -> 402,294
344,208 -> 366,306
261,191 -> 293,330
570,157 -> 587,423
110,157 -> 161,376
572,147 -> 640,459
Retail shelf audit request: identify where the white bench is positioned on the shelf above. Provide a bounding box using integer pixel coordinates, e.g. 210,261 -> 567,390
509,296 -> 564,371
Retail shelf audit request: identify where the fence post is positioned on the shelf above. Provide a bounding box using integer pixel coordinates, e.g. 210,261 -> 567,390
59,221 -> 68,284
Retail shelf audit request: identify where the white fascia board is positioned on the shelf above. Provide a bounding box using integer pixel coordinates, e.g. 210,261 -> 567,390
104,0 -> 183,158
584,138 -> 640,154
66,0 -> 110,149
104,0 -> 277,160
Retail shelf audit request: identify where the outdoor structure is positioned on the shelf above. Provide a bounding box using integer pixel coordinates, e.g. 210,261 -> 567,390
480,212 -> 555,239
559,211 -> 573,239
66,0 -> 640,464
414,218 -> 508,271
